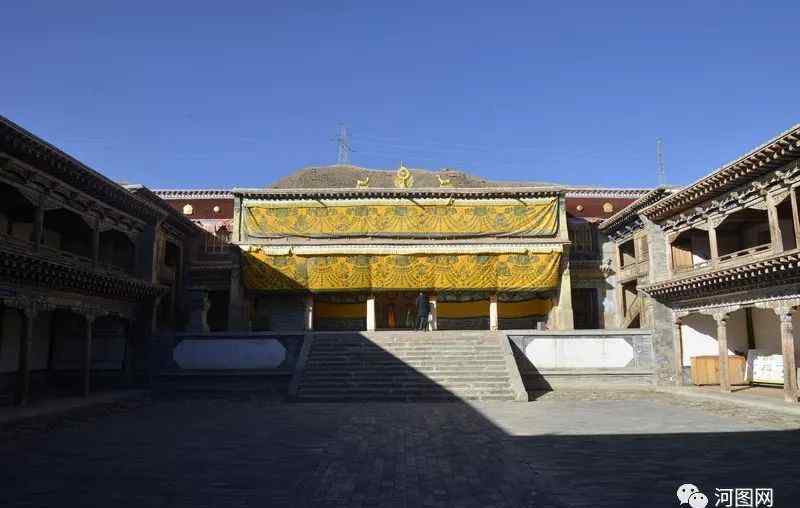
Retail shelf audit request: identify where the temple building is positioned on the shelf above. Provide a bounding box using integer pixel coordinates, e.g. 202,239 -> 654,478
2,112 -> 799,405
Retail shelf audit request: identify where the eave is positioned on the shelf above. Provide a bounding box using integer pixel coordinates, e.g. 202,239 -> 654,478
0,243 -> 165,301
640,124 -> 800,222
0,116 -> 164,224
598,187 -> 676,232
233,186 -> 563,200
641,250 -> 800,302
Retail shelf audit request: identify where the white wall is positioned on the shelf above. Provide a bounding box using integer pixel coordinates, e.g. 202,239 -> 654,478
680,311 -> 749,366
525,337 -> 634,369
751,308 -> 781,354
174,339 -> 286,369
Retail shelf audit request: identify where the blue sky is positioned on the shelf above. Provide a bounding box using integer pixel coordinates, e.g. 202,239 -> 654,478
2,1 -> 799,189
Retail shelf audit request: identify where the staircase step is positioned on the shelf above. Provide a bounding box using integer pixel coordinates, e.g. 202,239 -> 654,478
294,332 -> 518,402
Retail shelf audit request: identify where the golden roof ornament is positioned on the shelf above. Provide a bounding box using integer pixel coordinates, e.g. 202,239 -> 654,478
356,176 -> 370,188
394,163 -> 413,189
437,174 -> 452,187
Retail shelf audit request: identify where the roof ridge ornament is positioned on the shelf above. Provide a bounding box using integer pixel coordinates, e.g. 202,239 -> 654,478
394,163 -> 413,189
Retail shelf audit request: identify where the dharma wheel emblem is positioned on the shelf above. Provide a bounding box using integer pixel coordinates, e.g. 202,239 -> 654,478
394,164 -> 414,189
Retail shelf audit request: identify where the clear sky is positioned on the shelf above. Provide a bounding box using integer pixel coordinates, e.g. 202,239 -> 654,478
2,1 -> 799,189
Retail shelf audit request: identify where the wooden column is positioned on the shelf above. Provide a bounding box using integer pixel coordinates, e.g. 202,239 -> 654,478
489,293 -> 499,331
82,314 -> 96,397
707,217 -> 719,267
791,188 -> 800,249
776,306 -> 799,403
766,196 -> 783,253
91,221 -> 101,267
713,312 -> 731,393
673,318 -> 684,385
428,295 -> 438,331
14,306 -> 37,406
303,294 -> 314,332
32,204 -> 44,250
122,320 -> 134,386
366,295 -> 376,331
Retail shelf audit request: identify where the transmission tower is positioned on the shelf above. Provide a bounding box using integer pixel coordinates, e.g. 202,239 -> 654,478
335,124 -> 351,164
656,138 -> 666,187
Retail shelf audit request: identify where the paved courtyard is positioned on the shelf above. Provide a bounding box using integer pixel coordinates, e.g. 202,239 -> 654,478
2,389 -> 799,508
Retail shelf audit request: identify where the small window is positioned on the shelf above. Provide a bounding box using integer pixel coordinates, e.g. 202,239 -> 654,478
182,204 -> 193,215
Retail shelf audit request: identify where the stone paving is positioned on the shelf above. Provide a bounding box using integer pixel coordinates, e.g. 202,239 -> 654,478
2,389 -> 800,507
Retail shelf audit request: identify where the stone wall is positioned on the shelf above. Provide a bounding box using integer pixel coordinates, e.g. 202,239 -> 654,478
253,294 -> 305,331
643,217 -> 680,385
507,329 -> 655,388
164,332 -> 304,373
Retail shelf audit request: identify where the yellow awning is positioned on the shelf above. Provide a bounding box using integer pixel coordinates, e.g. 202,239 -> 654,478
242,251 -> 562,292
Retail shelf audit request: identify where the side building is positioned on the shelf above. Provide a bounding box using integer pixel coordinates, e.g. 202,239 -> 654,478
601,124 -> 800,401
0,116 -> 206,405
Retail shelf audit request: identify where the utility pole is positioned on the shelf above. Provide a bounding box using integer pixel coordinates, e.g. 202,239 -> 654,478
335,124 -> 351,165
656,138 -> 666,187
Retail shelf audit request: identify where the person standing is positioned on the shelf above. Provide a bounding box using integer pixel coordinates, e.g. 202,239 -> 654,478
415,292 -> 430,331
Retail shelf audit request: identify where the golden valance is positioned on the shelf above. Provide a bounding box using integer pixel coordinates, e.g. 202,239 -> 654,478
243,251 -> 562,292
244,198 -> 559,238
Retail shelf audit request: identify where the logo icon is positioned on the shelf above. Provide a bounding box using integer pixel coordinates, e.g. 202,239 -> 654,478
677,484 -> 700,505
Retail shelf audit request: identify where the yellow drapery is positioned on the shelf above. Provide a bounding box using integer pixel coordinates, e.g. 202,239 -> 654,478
244,198 -> 559,238
242,251 -> 562,292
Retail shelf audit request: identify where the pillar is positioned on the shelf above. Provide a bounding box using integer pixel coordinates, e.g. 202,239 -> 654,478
557,253 -> 574,330
713,312 -> 731,392
91,222 -> 101,266
776,306 -> 799,403
304,294 -> 314,331
673,317 -> 684,385
791,188 -> 800,248
489,293 -> 498,331
83,314 -> 96,397
766,195 -> 782,252
32,204 -> 44,250
428,295 -> 438,331
707,217 -> 719,267
14,306 -> 37,406
227,262 -> 249,331
366,295 -> 376,331
187,288 -> 210,333
122,320 -> 134,386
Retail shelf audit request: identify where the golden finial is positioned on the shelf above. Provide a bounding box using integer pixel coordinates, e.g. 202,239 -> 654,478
394,163 -> 413,189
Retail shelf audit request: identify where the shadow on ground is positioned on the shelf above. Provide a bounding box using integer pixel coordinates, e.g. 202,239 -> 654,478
1,333 -> 798,508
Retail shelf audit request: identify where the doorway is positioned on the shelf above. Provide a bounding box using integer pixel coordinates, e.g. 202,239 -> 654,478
376,292 -> 419,329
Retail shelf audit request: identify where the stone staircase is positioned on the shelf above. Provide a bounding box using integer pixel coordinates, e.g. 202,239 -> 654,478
290,331 -> 527,402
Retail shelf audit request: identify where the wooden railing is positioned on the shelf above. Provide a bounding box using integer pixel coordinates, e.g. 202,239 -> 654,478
717,243 -> 772,264
0,232 -> 134,278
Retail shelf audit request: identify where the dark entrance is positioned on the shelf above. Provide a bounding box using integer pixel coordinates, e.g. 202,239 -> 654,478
376,292 -> 419,330
572,288 -> 600,329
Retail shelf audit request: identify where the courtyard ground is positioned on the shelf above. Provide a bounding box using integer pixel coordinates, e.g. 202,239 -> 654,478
2,387 -> 799,508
